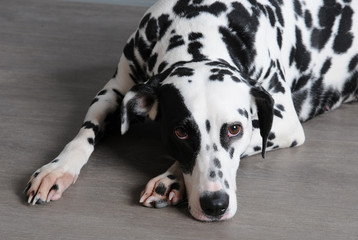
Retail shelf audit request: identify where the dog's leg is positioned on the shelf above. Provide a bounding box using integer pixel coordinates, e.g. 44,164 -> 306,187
139,161 -> 186,208
25,56 -> 136,204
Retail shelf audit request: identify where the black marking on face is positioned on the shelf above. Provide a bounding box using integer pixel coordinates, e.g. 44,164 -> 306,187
82,121 -> 99,137
158,61 -> 168,73
168,34 -> 185,51
213,158 -> 221,168
220,123 -> 243,151
213,144 -> 218,152
333,6 -> 353,54
206,120 -> 211,133
87,137 -> 94,145
295,27 -> 311,72
274,109 -> 283,119
170,67 -> 194,77
348,54 -> 358,72
209,171 -> 216,179
290,140 -> 298,148
224,180 -> 229,189
167,175 -> 176,180
173,0 -> 227,18
238,108 -> 248,118
159,84 -> 201,174
209,68 -> 234,81
320,58 -> 331,76
155,182 -> 167,196
51,159 -> 59,163
311,1 -> 341,50
252,119 -> 260,129
229,148 -> 235,159
218,171 -> 223,178
90,98 -> 99,106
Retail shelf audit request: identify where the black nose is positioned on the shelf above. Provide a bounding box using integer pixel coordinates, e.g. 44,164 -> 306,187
200,191 -> 229,218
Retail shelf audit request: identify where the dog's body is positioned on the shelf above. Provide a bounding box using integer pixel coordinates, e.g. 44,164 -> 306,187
26,0 -> 358,221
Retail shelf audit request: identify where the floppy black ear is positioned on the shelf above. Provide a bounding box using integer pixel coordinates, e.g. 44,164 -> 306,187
121,83 -> 159,134
250,86 -> 274,158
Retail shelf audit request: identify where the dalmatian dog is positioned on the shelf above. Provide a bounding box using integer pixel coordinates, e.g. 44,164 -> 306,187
25,0 -> 358,221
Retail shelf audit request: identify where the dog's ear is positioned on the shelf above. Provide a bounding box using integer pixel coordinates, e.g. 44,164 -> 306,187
250,86 -> 274,158
121,81 -> 159,135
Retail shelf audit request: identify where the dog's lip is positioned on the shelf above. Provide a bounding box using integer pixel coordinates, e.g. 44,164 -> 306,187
189,205 -> 231,222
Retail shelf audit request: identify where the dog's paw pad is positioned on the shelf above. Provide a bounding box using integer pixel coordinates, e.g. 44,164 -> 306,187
139,173 -> 185,208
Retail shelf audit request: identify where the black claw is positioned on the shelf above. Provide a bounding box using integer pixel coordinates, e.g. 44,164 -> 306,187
50,184 -> 59,191
24,182 -> 32,194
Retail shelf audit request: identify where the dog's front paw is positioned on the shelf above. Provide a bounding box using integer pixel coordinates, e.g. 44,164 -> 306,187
24,159 -> 78,205
139,172 -> 185,208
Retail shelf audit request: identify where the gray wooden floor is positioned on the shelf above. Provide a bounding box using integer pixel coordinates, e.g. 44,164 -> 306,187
1,0 -> 358,239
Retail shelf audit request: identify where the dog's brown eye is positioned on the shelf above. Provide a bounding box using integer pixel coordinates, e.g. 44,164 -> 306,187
174,127 -> 188,140
228,124 -> 242,137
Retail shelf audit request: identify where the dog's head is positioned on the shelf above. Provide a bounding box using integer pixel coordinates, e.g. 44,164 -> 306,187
121,61 -> 274,221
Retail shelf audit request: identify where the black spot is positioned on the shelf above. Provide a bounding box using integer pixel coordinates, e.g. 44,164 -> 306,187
295,27 -> 311,72
209,69 -> 233,81
253,146 -> 261,152
145,17 -> 158,42
276,104 -> 285,111
213,158 -> 221,168
333,6 -> 354,54
51,159 -> 59,163
213,144 -> 218,152
167,175 -> 176,180
274,109 -> 283,118
188,32 -> 203,41
304,10 -> 312,28
292,74 -> 311,92
269,73 -> 285,94
342,72 -> 358,100
238,109 -> 248,118
268,0 -> 284,26
112,88 -> 124,99
155,182 -> 167,196
218,171 -> 223,178
188,79 -> 192,83
206,120 -> 211,133
209,171 -> 216,178
188,41 -> 207,61
82,121 -> 100,137
290,140 -> 298,148
97,90 -> 107,96
224,180 -> 229,189
276,28 -> 282,49
292,90 -> 308,116
168,35 -> 185,51
139,13 -> 151,28
320,58 -> 331,75
157,14 -> 173,40
173,0 -> 227,19
267,141 -> 274,147
206,145 -> 210,151
158,61 -> 168,73
268,132 -> 276,140
289,47 -> 296,67
90,98 -> 99,106
348,54 -> 358,72
311,1 -> 342,50
252,119 -> 260,128
265,6 -> 276,27
229,148 -> 235,159
87,137 -> 94,145
170,67 -> 194,77
294,0 -> 302,16
148,53 -> 158,72
170,182 -> 180,191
